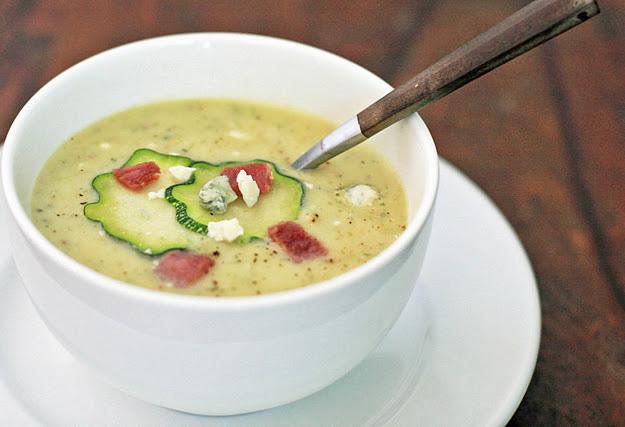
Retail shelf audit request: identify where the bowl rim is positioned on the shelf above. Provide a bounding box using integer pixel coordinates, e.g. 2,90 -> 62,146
1,32 -> 439,310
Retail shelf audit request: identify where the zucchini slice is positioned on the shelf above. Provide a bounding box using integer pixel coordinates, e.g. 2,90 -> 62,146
84,148 -> 195,255
167,160 -> 304,242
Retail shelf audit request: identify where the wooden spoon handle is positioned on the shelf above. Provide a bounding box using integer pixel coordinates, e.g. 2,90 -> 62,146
291,0 -> 599,170
357,0 -> 599,137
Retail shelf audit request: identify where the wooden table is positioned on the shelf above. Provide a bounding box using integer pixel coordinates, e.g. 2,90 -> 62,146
2,1 -> 624,424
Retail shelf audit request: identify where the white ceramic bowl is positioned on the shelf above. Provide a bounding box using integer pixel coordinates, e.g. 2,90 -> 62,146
1,33 -> 438,415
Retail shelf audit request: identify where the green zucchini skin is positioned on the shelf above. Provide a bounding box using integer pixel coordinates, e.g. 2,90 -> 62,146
84,149 -> 195,255
84,149 -> 305,252
119,148 -> 194,169
166,159 -> 305,242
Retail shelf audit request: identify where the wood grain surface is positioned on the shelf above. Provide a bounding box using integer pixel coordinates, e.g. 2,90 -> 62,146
1,0 -> 624,425
357,0 -> 600,138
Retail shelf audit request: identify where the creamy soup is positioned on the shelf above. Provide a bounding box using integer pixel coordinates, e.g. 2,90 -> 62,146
32,99 -> 407,296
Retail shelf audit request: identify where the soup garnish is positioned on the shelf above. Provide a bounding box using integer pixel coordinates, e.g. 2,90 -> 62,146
32,99 -> 408,296
166,159 -> 303,241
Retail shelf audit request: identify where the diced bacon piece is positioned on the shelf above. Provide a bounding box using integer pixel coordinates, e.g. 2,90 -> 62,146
154,250 -> 215,288
268,221 -> 328,263
221,163 -> 273,196
113,161 -> 161,191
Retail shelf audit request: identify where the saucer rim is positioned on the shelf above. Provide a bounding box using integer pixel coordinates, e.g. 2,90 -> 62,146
0,154 -> 540,426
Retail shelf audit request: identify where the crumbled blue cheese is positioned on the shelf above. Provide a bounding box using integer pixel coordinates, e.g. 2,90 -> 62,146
148,188 -> 166,200
343,184 -> 379,206
207,218 -> 244,242
236,170 -> 260,207
168,165 -> 196,182
198,176 -> 237,214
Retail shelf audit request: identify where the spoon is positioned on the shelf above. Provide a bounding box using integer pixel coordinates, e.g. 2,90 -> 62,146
292,0 -> 599,170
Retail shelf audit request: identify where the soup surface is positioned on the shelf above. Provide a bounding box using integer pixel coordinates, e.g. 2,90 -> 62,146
32,99 -> 407,296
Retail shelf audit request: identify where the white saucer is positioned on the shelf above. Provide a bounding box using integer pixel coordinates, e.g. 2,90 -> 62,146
0,159 -> 540,426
